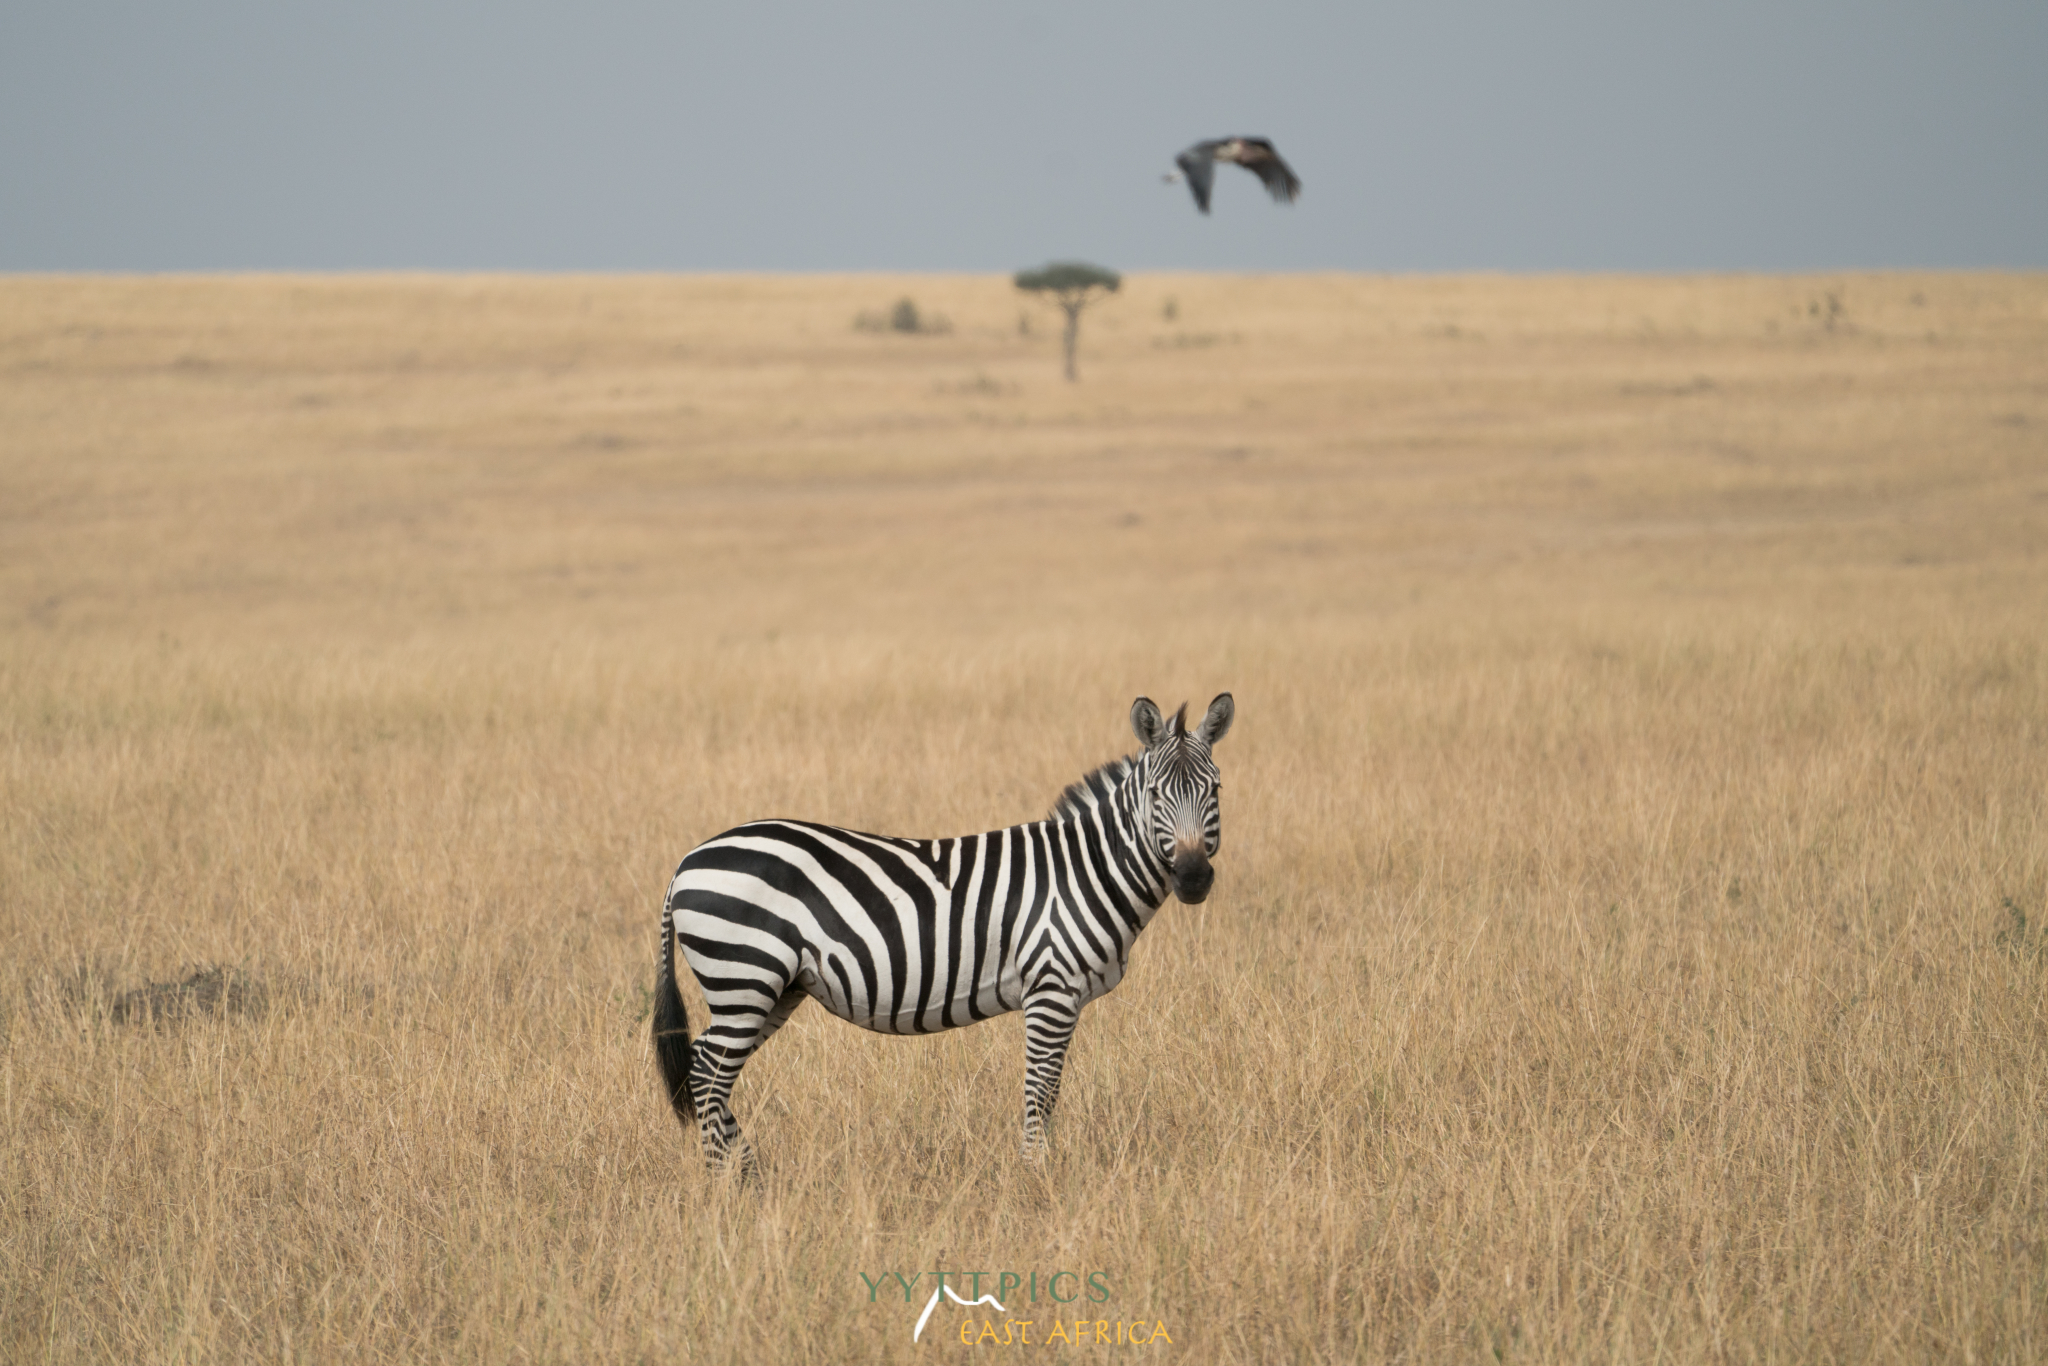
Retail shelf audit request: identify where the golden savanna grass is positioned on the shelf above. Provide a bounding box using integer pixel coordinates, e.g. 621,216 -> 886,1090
2,272 -> 2045,1362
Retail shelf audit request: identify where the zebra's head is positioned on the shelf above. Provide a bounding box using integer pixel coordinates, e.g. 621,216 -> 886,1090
1130,693 -> 1234,904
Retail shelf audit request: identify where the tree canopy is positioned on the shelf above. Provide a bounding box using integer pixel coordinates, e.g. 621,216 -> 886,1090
1013,262 -> 1121,296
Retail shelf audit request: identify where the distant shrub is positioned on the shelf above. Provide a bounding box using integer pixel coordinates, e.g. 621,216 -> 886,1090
1151,332 -> 1240,350
854,297 -> 952,335
932,370 -> 1015,397
1806,290 -> 1846,332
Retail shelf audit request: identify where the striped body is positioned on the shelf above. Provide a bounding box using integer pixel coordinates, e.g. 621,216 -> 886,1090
653,693 -> 1233,1168
675,798 -> 1152,1037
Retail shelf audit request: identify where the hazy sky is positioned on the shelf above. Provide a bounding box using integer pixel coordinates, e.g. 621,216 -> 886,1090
4,1 -> 2043,272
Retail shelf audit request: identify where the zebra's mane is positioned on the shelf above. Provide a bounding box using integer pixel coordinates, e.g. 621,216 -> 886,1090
1050,755 -> 1136,823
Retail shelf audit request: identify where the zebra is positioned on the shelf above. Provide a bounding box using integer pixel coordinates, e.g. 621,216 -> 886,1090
652,693 -> 1233,1169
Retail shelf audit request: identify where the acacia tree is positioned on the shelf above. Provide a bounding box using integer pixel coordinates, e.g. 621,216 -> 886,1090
1014,261 -> 1120,381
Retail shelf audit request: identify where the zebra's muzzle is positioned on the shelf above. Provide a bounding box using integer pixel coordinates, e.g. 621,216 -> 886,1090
1171,848 -> 1214,904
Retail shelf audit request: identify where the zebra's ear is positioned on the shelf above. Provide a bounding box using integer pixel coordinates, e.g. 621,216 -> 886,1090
1131,697 -> 1166,747
1196,692 -> 1234,746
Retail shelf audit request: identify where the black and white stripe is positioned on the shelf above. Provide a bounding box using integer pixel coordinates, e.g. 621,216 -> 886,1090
653,693 -> 1234,1168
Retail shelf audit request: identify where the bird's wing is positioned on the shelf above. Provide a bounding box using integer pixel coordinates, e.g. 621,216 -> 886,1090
1175,146 -> 1216,214
1237,138 -> 1302,204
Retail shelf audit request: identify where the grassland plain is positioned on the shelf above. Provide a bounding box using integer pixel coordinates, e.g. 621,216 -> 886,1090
1,272 -> 2045,1363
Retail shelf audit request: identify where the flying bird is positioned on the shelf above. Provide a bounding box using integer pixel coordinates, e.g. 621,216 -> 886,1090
1168,137 -> 1302,214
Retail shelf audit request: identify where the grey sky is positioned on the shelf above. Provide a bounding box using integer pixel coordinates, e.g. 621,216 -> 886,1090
3,1 -> 2043,272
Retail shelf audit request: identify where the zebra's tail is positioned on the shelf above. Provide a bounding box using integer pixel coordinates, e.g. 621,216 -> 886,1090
653,882 -> 696,1128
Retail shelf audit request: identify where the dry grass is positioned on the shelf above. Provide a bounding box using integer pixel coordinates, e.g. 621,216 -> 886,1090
2,272 -> 2045,1363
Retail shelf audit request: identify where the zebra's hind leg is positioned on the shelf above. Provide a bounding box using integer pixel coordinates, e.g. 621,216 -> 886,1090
1019,985 -> 1081,1159
689,983 -> 807,1177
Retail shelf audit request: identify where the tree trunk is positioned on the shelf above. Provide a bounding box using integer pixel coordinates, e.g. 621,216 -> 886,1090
1061,300 -> 1081,382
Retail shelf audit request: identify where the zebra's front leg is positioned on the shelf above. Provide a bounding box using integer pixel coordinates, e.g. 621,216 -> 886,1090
690,984 -> 806,1177
1020,986 -> 1081,1159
